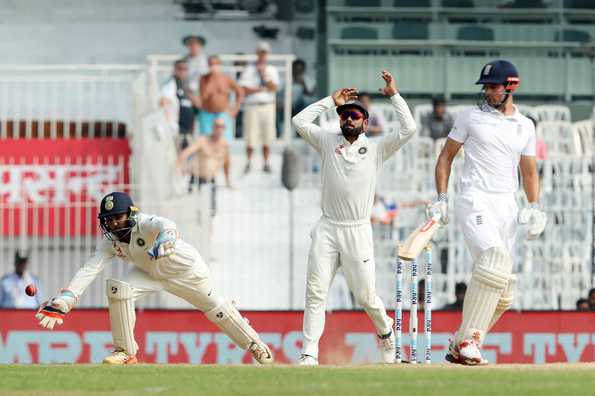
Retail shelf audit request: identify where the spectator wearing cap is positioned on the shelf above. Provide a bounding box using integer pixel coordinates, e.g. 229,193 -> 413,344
199,55 -> 244,142
239,41 -> 280,174
421,96 -> 454,141
359,92 -> 388,137
0,251 -> 42,308
160,59 -> 201,150
182,35 -> 209,95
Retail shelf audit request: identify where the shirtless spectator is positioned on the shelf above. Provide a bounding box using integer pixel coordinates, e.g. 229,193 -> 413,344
199,55 -> 244,141
177,117 -> 231,216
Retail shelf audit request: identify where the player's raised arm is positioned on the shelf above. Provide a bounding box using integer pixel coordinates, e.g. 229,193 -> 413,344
377,70 -> 417,160
292,88 -> 357,152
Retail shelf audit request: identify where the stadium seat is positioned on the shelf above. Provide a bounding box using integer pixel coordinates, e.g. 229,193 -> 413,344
536,121 -> 577,157
515,104 -> 535,119
413,104 -> 433,130
341,26 -> 378,40
457,26 -> 494,41
395,0 -> 430,6
532,105 -> 571,122
571,119 -> 593,157
442,0 -> 475,7
347,0 -> 381,6
564,0 -> 595,9
392,21 -> 429,40
499,0 -> 547,8
555,29 -> 592,43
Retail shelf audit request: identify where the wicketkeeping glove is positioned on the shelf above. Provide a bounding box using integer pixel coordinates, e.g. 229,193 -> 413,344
35,289 -> 78,330
518,203 -> 547,240
148,229 -> 177,260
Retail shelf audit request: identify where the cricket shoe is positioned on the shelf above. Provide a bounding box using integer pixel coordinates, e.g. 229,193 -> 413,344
445,337 -> 488,366
102,348 -> 138,365
250,341 -> 273,364
298,354 -> 319,366
378,331 -> 396,364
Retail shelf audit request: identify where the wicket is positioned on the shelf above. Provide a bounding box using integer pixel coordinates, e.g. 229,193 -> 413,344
395,244 -> 432,364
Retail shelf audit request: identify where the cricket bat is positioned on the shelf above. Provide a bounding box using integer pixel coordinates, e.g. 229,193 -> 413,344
398,213 -> 441,261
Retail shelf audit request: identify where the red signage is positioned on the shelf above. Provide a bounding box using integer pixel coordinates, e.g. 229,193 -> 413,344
1,310 -> 593,364
0,139 -> 130,236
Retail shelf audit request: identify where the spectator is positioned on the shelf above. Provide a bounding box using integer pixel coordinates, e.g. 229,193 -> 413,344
177,117 -> 231,216
290,58 -> 315,115
359,92 -> 388,137
576,298 -> 590,311
0,251 -> 42,308
418,279 -> 426,310
421,96 -> 454,141
199,55 -> 244,142
160,59 -> 201,150
232,53 -> 249,139
182,35 -> 209,95
589,288 -> 595,310
239,41 -> 279,174
442,282 -> 467,311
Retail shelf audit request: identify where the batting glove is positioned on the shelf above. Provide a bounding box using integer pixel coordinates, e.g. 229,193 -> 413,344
428,193 -> 449,226
35,289 -> 78,330
148,229 -> 177,260
518,203 -> 547,240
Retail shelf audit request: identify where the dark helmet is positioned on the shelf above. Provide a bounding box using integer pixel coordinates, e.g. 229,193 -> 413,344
475,59 -> 520,93
98,192 -> 139,241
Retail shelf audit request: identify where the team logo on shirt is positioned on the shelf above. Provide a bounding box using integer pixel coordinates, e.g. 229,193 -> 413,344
136,238 -> 145,247
476,215 -> 483,226
358,147 -> 368,155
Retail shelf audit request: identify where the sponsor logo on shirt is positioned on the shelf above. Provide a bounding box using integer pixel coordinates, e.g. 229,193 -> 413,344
335,144 -> 345,155
358,147 -> 368,155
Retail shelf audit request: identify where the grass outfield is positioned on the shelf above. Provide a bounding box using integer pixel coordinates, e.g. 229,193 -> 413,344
1,363 -> 594,396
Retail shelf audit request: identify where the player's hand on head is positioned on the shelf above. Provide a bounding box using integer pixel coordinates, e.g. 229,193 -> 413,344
518,204 -> 546,240
379,70 -> 398,97
332,88 -> 358,106
148,229 -> 177,260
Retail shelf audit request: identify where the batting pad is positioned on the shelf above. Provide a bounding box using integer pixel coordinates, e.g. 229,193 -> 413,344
488,274 -> 517,332
106,279 -> 138,355
205,301 -> 261,349
457,247 -> 512,344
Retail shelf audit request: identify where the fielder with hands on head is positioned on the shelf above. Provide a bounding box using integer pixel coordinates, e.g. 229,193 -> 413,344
35,192 -> 273,365
432,60 -> 546,365
292,70 -> 417,365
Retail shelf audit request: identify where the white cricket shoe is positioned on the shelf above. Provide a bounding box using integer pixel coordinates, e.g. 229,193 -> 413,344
102,348 -> 138,365
445,338 -> 487,366
378,331 -> 396,364
250,341 -> 273,364
298,354 -> 319,366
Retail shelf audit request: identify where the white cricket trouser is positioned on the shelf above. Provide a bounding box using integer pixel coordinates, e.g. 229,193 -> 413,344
455,190 -> 518,262
123,252 -> 222,310
302,217 -> 393,358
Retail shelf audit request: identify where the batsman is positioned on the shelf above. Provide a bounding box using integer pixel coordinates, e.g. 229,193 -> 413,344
292,70 -> 417,365
432,60 -> 546,365
35,192 -> 273,365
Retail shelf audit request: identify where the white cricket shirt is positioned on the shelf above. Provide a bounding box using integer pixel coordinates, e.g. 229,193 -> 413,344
67,213 -> 200,296
292,94 -> 416,223
449,104 -> 536,194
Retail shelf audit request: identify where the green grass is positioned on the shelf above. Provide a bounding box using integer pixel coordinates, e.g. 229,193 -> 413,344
1,364 -> 594,396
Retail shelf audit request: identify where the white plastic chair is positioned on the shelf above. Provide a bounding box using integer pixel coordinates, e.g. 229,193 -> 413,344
532,105 -> 571,122
571,119 -> 593,157
536,121 -> 576,157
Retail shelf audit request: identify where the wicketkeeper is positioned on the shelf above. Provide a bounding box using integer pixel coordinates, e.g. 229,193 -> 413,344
35,191 -> 273,365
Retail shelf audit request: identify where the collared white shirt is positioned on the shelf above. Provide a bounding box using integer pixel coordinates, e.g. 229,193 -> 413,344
0,271 -> 42,308
67,213 -> 201,297
239,64 -> 280,105
292,94 -> 417,223
449,104 -> 536,194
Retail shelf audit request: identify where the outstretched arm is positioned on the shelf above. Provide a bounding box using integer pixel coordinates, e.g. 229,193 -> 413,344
292,88 -> 357,153
377,71 -> 417,160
